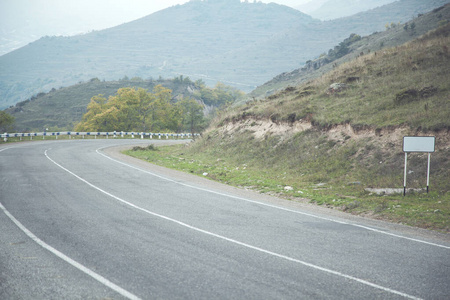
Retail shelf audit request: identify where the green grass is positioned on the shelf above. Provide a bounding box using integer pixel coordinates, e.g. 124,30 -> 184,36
125,139 -> 450,233
239,24 -> 450,131
100,26 -> 450,233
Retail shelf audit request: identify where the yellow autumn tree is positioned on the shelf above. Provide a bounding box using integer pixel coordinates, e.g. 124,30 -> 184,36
74,85 -> 183,132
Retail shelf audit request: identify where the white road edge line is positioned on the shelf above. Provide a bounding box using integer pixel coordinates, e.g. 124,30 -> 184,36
41,149 -> 423,299
0,146 -> 16,152
96,147 -> 450,250
0,201 -> 141,300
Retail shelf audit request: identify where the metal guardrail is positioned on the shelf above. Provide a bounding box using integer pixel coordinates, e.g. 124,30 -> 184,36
1,131 -> 199,141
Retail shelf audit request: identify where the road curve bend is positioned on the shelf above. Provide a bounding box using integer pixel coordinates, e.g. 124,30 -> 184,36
1,139 -> 449,299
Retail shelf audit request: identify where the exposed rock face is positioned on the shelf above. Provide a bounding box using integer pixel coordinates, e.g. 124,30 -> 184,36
221,118 -> 313,141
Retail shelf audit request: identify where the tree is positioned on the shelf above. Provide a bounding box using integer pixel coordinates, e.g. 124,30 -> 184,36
75,95 -> 108,131
75,85 -> 183,133
74,80 -> 243,134
150,85 -> 173,131
0,111 -> 15,132
178,98 -> 205,136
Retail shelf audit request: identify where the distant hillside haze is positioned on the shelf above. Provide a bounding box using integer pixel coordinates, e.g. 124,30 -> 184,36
296,0 -> 397,20
0,0 -> 448,109
0,0 -> 185,56
295,0 -> 328,14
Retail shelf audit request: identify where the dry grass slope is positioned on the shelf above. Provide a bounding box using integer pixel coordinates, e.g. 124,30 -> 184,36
239,23 -> 450,131
133,24 -> 450,232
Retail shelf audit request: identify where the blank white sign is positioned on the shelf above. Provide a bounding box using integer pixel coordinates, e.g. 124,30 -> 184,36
403,136 -> 435,152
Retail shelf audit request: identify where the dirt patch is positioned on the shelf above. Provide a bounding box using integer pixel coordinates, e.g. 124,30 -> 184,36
326,124 -> 409,149
222,117 -> 449,151
222,118 -> 312,140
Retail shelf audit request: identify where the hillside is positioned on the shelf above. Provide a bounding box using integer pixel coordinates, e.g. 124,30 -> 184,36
128,23 -> 450,231
1,0 -> 448,109
0,1 -> 313,109
251,3 -> 450,99
5,77 -> 243,132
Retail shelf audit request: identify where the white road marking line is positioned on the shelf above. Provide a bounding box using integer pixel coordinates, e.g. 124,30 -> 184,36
96,147 -> 450,250
43,149 -> 423,299
0,146 -> 16,152
0,201 -> 141,300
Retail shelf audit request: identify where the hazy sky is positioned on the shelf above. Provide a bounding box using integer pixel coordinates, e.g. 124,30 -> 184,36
1,0 -> 311,34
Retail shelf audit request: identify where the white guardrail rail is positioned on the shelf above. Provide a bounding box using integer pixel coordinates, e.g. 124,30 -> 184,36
1,131 -> 199,141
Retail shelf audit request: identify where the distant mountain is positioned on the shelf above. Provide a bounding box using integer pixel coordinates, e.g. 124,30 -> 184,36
0,0 -> 448,109
251,2 -> 450,98
0,0 -> 155,56
296,0 -> 396,20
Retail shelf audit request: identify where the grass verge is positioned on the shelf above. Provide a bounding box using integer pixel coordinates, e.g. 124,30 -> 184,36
124,141 -> 449,233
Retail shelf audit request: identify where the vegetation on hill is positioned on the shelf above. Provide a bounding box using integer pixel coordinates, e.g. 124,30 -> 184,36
1,0 -> 447,109
5,77 -> 244,132
251,3 -> 450,99
75,85 -> 205,134
243,24 -> 450,131
2,1 -> 449,232
127,23 -> 450,232
0,111 -> 14,132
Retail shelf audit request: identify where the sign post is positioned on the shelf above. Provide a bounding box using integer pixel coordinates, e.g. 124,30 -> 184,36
402,136 -> 435,196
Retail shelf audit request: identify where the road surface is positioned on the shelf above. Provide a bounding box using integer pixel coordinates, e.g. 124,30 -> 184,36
1,139 -> 449,299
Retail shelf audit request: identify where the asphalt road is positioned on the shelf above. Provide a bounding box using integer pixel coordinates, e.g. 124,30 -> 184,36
1,139 -> 449,299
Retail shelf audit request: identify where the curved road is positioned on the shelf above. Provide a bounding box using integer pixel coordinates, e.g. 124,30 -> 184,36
1,139 -> 449,299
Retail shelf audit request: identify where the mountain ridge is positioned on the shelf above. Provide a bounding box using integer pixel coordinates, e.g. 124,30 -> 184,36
1,0 -> 448,109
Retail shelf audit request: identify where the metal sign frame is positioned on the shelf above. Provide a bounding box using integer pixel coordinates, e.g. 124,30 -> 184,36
402,136 -> 435,196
